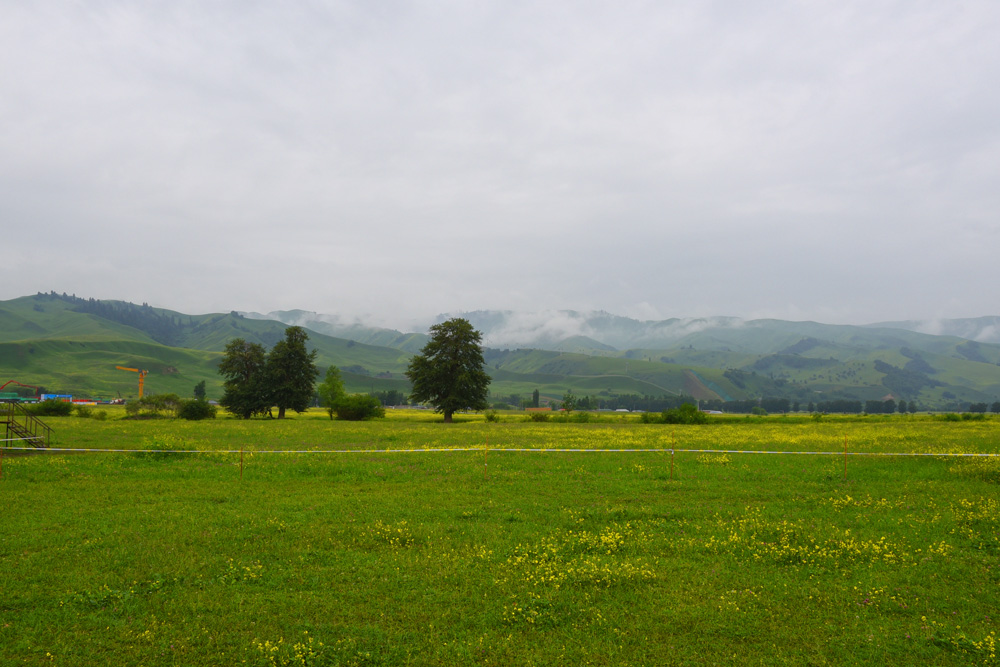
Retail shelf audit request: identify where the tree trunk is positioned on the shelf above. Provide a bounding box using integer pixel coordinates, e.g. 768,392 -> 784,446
444,410 -> 453,423
278,405 -> 286,419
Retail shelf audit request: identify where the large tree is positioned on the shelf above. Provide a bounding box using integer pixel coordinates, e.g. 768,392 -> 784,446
218,338 -> 268,419
266,326 -> 319,419
406,317 -> 490,422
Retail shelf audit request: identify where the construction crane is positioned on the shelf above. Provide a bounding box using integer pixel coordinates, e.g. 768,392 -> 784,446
115,366 -> 149,398
0,380 -> 42,400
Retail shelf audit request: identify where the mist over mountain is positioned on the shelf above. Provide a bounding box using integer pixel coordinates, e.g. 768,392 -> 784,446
868,317 -> 1000,345
436,310 -> 745,351
240,309 -> 430,353
246,307 -> 1000,356
7,293 -> 998,410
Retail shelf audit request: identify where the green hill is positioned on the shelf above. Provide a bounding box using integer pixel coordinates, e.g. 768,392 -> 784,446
0,294 -> 412,399
3,294 -> 1000,409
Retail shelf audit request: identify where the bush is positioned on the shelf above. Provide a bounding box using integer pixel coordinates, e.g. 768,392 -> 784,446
662,403 -> 709,425
177,399 -> 217,421
73,405 -> 108,419
28,400 -> 74,417
334,394 -> 385,421
125,394 -> 183,419
527,412 -> 550,422
484,410 -> 501,423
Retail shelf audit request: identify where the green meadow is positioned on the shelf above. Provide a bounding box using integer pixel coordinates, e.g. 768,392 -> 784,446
2,411 -> 998,665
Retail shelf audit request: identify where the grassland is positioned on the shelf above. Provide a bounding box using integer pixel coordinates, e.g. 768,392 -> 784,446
2,412 -> 998,665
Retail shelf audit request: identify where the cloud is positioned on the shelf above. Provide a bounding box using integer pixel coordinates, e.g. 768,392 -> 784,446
2,2 -> 1000,326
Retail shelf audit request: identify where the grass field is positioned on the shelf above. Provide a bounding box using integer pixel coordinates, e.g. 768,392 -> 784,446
2,411 -> 998,665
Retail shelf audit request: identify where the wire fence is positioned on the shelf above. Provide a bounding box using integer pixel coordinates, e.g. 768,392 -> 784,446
2,445 -> 998,457
3,441 -> 997,485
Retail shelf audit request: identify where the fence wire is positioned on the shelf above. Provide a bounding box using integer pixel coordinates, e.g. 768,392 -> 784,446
1,445 -> 998,457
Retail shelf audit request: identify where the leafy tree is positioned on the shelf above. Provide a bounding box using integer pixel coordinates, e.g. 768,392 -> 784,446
992,401 -> 1000,414
561,392 -> 577,413
317,366 -> 346,420
193,380 -> 206,400
266,326 -> 319,419
406,318 -> 491,423
218,338 -> 269,419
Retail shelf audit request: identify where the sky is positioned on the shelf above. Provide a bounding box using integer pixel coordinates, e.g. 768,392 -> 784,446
3,1 -> 999,331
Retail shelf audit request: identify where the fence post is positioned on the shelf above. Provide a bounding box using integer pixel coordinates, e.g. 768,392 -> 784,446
843,434 -> 847,482
240,447 -> 244,481
484,435 -> 489,480
671,430 -> 675,480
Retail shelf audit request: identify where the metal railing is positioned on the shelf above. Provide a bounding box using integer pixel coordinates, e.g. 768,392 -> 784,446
1,400 -> 52,447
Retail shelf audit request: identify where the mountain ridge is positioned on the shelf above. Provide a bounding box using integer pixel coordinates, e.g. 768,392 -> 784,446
2,294 -> 999,409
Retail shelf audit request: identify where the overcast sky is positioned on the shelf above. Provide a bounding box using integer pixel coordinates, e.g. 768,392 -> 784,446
3,1 -> 999,331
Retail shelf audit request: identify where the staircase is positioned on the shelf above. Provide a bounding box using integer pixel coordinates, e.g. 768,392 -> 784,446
1,400 -> 52,448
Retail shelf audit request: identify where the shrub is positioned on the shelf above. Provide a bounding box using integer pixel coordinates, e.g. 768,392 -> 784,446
177,399 -> 217,421
484,410 -> 501,423
125,394 -> 183,419
74,405 -> 93,418
334,394 -> 385,421
28,400 -> 74,417
527,412 -> 550,422
662,403 -> 709,425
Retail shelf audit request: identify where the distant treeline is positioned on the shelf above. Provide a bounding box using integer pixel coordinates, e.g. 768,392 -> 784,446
489,393 -> 705,412
44,292 -> 188,346
700,397 -> 916,414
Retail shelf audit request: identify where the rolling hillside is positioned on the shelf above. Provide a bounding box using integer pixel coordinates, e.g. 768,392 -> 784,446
0,294 -> 412,399
2,294 -> 1000,409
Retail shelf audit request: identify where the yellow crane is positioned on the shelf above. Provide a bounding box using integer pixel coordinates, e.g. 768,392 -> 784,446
115,366 -> 149,398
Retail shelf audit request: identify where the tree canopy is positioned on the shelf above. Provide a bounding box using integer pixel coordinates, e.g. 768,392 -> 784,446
406,317 -> 490,422
267,326 -> 319,419
218,327 -> 318,419
218,338 -> 268,419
